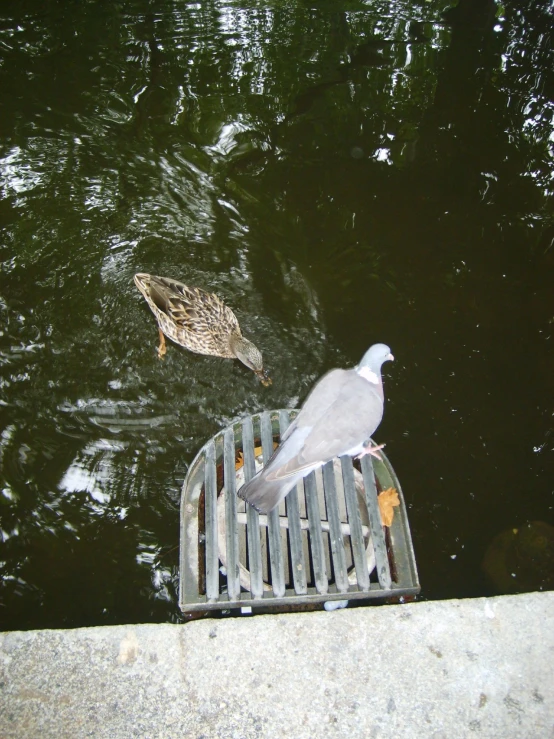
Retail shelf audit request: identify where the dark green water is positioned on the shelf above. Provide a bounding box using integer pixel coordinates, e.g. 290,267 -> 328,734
1,0 -> 553,630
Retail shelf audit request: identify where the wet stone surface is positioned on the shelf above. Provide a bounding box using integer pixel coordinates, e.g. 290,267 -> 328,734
1,592 -> 553,738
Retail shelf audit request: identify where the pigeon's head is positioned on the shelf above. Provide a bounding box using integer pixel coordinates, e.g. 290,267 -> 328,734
357,343 -> 394,381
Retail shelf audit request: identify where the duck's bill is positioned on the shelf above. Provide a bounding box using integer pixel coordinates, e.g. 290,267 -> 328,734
256,370 -> 272,387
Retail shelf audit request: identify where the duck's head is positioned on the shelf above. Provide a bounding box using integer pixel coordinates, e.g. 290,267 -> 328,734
231,334 -> 272,386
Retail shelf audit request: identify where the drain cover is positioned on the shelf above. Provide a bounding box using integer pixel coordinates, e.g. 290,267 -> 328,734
179,410 -> 419,614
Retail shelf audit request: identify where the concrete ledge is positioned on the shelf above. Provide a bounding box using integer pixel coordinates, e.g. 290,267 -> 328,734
1,592 -> 553,738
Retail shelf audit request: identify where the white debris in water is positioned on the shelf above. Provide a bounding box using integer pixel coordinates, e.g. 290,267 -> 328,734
324,600 -> 349,612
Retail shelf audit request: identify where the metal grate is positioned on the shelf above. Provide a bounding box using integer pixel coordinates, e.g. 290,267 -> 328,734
179,410 -> 420,614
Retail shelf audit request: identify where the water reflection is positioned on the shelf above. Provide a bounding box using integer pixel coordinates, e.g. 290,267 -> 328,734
0,0 -> 553,629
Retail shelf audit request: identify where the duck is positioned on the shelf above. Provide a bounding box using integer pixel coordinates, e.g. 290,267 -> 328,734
134,273 -> 271,385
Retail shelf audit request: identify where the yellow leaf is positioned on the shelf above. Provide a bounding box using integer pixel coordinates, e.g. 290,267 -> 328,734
235,443 -> 277,471
235,452 -> 244,471
378,487 -> 400,527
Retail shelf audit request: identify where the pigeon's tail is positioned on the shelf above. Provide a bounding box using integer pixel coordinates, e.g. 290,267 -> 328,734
237,472 -> 299,514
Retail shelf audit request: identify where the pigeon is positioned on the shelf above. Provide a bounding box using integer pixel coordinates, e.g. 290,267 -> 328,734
238,343 -> 394,514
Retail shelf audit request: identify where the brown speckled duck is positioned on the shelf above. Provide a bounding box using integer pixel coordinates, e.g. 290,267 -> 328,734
134,273 -> 271,385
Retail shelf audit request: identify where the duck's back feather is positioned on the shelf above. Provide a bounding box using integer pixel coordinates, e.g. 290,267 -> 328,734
134,273 -> 241,357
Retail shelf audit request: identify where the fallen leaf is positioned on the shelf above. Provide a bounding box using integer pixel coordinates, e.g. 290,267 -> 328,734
378,487 -> 400,527
235,444 -> 277,471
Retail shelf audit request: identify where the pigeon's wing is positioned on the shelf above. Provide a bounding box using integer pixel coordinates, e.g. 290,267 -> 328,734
299,376 -> 383,464
293,369 -> 351,428
265,372 -> 384,481
278,368 -> 350,444
264,369 -> 351,465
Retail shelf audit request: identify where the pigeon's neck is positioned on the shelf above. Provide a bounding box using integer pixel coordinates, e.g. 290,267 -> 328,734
358,366 -> 380,385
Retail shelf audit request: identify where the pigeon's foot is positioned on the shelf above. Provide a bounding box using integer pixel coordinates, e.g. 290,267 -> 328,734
357,442 -> 385,461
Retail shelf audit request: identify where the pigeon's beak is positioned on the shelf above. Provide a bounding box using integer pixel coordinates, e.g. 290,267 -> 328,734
387,353 -> 394,362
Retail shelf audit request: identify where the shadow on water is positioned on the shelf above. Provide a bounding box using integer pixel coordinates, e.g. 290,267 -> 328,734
0,0 -> 553,629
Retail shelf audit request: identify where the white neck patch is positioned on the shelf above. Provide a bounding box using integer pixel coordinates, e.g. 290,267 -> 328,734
359,366 -> 380,384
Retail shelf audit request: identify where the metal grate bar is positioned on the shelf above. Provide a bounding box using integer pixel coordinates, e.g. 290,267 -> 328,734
322,461 -> 349,593
341,455 -> 370,591
223,427 -> 240,600
204,440 -> 219,601
361,455 -> 392,589
260,412 -> 285,597
304,471 -> 328,594
279,411 -> 307,595
242,417 -> 263,599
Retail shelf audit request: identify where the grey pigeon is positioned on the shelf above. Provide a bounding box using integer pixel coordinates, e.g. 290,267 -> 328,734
238,343 -> 394,514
